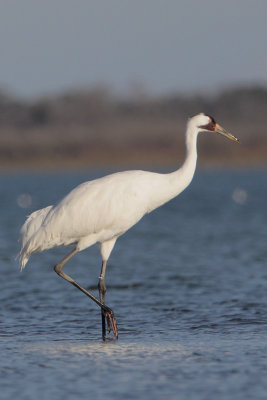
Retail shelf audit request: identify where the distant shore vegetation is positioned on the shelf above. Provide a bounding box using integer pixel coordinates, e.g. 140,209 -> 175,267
0,85 -> 266,168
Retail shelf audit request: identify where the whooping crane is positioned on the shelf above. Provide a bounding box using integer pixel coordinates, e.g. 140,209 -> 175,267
19,113 -> 239,340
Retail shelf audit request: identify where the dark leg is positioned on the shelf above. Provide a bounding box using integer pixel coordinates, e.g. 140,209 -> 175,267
98,260 -> 117,341
54,249 -> 118,339
98,260 -> 107,340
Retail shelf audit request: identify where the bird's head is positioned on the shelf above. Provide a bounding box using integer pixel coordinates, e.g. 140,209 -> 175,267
190,113 -> 239,143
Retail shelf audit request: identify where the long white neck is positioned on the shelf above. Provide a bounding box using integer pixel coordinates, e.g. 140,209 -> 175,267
147,122 -> 199,212
178,122 -> 198,185
168,120 -> 199,195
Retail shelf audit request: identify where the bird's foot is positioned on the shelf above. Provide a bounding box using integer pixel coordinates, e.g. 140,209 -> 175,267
102,307 -> 118,340
106,311 -> 118,338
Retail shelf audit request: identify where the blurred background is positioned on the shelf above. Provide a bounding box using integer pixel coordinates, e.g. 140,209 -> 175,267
0,0 -> 266,169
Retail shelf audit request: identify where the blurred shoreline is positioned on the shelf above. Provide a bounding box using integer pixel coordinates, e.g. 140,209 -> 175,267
1,85 -> 266,170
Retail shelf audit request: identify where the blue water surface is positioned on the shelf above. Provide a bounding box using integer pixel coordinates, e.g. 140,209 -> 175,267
0,169 -> 267,400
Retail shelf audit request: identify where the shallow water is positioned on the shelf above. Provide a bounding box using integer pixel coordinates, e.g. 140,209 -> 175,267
0,169 -> 267,399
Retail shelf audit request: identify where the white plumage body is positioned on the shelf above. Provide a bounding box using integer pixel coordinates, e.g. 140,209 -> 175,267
19,169 -> 191,269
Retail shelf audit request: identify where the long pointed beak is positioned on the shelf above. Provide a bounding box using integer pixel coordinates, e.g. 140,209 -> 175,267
215,124 -> 240,143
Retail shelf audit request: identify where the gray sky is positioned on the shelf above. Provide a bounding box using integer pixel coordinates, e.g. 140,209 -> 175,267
0,0 -> 266,98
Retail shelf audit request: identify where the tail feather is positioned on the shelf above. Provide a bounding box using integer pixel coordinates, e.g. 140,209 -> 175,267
19,205 -> 53,270
19,249 -> 30,271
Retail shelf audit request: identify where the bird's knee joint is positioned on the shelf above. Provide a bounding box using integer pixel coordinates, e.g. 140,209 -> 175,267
98,277 -> 106,293
54,264 -> 61,275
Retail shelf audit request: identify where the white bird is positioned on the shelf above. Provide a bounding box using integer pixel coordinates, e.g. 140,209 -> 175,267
19,113 -> 239,340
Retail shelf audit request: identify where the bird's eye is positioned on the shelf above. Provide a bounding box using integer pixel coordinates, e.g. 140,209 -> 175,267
209,119 -> 215,128
210,117 -> 216,126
